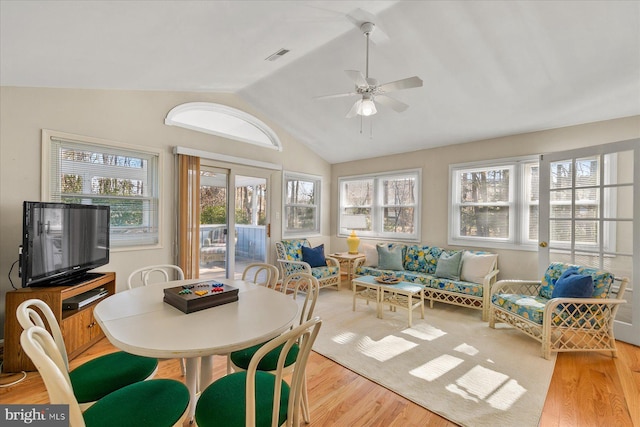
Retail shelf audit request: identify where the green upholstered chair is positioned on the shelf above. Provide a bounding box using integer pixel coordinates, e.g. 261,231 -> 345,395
21,325 -> 189,427
196,317 -> 322,427
16,299 -> 158,410
228,273 -> 319,423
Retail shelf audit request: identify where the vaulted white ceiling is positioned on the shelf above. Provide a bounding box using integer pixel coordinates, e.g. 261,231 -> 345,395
2,1 -> 639,164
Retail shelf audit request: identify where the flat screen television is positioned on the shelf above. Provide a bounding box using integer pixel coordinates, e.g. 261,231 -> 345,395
20,201 -> 110,287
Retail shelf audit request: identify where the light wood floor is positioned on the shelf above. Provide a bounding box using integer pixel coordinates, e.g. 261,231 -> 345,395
1,337 -> 638,426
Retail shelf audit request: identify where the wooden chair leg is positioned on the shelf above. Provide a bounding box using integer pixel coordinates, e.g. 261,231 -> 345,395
226,355 -> 233,375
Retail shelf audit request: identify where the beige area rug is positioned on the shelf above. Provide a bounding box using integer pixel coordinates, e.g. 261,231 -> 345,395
308,289 -> 557,427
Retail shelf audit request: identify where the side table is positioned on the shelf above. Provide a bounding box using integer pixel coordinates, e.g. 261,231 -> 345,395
329,252 -> 365,289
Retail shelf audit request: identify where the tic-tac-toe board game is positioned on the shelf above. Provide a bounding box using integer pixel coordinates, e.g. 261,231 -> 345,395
163,281 -> 239,314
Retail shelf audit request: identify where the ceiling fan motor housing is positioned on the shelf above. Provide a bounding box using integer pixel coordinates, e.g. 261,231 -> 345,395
360,22 -> 375,36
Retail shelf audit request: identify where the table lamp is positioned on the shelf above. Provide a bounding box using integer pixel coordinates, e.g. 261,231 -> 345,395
342,215 -> 367,254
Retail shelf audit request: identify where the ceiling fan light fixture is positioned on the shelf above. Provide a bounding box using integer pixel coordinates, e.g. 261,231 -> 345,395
357,98 -> 377,116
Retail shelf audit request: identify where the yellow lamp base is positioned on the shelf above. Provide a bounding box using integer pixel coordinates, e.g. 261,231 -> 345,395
346,230 -> 360,254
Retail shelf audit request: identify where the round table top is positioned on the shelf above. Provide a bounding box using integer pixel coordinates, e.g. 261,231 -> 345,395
94,278 -> 299,358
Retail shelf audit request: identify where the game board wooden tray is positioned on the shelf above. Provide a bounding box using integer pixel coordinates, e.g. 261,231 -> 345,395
163,281 -> 239,314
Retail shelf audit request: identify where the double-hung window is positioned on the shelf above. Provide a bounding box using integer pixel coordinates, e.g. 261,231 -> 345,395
450,155 -> 613,251
283,171 -> 321,237
449,157 -> 538,249
339,169 -> 420,241
43,130 -> 161,248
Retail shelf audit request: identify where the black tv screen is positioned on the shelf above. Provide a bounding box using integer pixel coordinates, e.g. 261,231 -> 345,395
21,201 -> 110,287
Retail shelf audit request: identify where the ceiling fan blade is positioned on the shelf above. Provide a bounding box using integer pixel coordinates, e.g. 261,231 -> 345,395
346,99 -> 361,118
378,76 -> 423,93
314,92 -> 357,100
375,95 -> 409,113
345,70 -> 368,88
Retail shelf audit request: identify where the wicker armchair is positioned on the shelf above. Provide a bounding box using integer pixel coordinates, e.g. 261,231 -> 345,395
275,239 -> 340,291
489,262 -> 628,359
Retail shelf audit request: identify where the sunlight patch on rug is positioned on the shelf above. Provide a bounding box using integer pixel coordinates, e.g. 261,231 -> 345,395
330,331 -> 357,344
409,354 -> 464,381
309,289 -> 556,427
487,379 -> 527,410
454,342 -> 479,356
401,323 -> 447,341
454,365 -> 509,400
356,335 -> 418,362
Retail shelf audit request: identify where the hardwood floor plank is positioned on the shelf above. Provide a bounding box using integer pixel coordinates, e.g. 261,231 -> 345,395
1,337 -> 637,427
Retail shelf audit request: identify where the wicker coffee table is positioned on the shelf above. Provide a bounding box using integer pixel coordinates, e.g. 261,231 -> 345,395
352,275 -> 425,327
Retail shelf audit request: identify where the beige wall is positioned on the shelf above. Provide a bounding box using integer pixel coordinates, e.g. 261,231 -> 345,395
1,85 -> 637,338
0,86 -> 332,337
330,115 -> 640,280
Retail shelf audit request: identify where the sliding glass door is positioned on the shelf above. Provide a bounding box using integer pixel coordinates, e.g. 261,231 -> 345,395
199,165 -> 270,280
199,167 -> 229,279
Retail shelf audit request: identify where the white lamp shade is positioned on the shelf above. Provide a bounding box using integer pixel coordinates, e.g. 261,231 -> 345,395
357,99 -> 377,116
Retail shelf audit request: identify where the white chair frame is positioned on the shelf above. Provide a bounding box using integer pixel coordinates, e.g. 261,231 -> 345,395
127,264 -> 186,375
21,326 -> 187,427
16,298 -> 157,410
489,276 -> 629,359
228,273 -> 319,423
275,240 -> 340,291
198,317 -> 322,427
242,263 -> 279,289
126,264 -> 185,290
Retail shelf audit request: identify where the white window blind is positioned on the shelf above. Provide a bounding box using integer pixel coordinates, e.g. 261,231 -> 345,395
45,134 -> 160,248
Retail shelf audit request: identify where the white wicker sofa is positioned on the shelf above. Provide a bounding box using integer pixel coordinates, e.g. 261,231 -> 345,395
354,243 -> 499,321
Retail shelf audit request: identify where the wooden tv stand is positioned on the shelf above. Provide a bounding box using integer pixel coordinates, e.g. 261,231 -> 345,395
3,272 -> 116,373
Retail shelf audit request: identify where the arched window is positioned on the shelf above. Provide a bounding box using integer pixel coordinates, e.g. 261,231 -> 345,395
165,102 -> 282,151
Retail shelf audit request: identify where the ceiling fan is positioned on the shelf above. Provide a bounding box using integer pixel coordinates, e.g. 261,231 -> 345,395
316,21 -> 423,118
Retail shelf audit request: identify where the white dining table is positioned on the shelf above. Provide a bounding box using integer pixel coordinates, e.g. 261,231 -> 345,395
94,278 -> 299,420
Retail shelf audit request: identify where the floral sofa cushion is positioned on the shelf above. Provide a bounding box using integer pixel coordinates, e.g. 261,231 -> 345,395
491,292 -> 609,328
310,265 -> 340,280
404,245 -> 442,274
538,262 -> 614,299
492,262 -> 615,326
428,277 -> 484,297
280,239 -> 308,261
491,293 -> 547,324
356,263 -> 484,297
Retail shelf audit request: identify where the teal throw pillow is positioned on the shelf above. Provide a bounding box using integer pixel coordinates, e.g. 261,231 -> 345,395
434,251 -> 463,280
377,244 -> 404,271
552,268 -> 594,298
302,244 -> 326,268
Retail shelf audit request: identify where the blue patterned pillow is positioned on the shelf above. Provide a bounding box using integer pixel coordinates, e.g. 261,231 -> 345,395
302,244 -> 326,268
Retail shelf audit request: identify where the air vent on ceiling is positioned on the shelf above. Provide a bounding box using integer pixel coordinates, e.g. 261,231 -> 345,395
265,48 -> 290,62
